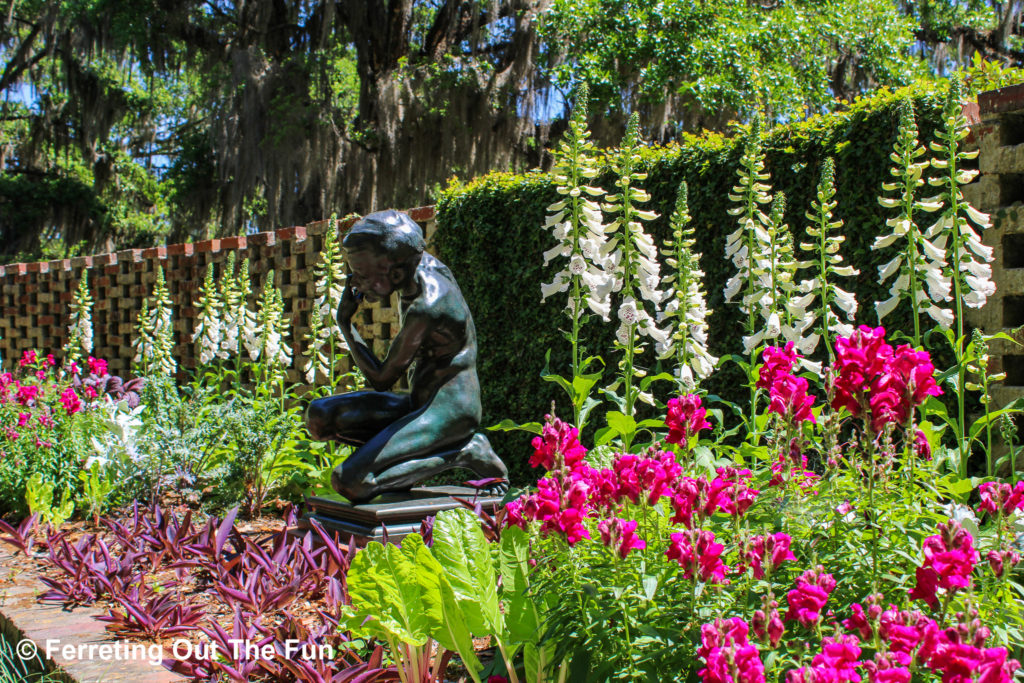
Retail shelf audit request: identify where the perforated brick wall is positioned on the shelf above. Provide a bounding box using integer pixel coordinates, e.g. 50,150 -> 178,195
0,207 -> 436,387
965,85 -> 1024,409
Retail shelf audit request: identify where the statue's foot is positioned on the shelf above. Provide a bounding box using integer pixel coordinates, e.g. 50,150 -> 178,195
455,433 -> 509,496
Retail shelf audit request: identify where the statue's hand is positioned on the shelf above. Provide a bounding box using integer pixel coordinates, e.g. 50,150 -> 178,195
337,283 -> 359,327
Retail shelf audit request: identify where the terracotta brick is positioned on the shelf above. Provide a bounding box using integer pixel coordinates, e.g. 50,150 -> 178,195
248,231 -> 276,246
141,245 -> 167,259
194,238 -> 221,253
221,235 -> 247,249
166,242 -> 194,256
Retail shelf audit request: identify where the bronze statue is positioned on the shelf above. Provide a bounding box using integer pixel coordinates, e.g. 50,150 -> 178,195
306,210 -> 508,503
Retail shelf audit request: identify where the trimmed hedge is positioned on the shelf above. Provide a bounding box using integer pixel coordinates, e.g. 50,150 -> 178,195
435,83 -> 957,484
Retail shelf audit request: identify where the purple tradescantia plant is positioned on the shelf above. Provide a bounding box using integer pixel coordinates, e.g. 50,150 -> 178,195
96,583 -> 204,639
0,513 -> 38,555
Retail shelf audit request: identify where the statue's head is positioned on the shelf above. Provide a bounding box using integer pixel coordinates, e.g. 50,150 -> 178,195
342,210 -> 426,302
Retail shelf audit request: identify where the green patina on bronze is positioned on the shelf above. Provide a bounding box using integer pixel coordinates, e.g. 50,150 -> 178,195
306,209 -> 508,503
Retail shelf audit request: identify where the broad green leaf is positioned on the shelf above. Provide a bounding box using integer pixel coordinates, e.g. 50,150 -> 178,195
594,426 -> 615,447
432,508 -> 501,635
500,526 -> 540,643
605,410 -> 636,436
345,537 -> 437,646
432,575 -> 483,683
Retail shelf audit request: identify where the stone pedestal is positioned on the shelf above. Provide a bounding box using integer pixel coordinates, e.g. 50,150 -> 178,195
299,486 -> 503,545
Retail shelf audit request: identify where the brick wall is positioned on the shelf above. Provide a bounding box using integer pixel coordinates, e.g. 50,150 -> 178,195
964,84 -> 1024,409
0,207 -> 436,386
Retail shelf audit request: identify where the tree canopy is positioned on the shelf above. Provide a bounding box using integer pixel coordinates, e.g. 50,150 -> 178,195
1,0 -> 1023,261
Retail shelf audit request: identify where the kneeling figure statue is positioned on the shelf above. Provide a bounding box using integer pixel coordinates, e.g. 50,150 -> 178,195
306,210 -> 508,503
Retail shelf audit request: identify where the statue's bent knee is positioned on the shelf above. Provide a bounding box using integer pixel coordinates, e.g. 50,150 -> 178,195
306,401 -> 331,441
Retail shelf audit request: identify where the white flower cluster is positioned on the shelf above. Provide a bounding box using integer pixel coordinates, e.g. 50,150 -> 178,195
67,271 -> 94,362
303,223 -> 350,383
132,266 -> 176,376
798,157 -> 858,356
659,181 -> 717,390
723,119 -> 779,355
873,98 -> 954,330
217,253 -> 258,361
604,114 -> 669,351
541,82 -> 616,323
253,269 -> 292,372
746,192 -> 804,354
191,263 -> 223,365
929,79 -> 995,314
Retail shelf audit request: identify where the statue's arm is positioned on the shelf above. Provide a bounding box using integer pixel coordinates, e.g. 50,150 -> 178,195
339,294 -> 429,392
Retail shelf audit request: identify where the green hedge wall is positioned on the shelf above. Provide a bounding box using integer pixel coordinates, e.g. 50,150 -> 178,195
435,83 -> 956,484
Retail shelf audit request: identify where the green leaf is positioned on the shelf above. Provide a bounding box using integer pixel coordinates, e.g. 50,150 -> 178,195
431,508 -> 501,635
488,419 -> 543,435
434,575 -> 484,683
594,426 -> 615,447
344,537 -> 438,646
605,410 -> 637,437
500,526 -> 541,643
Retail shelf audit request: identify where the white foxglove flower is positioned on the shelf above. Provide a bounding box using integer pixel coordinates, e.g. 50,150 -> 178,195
798,157 -> 858,357
303,220 -> 351,384
132,267 -> 176,376
541,82 -> 615,333
925,78 -> 995,320
872,98 -> 951,341
658,183 -> 718,390
67,272 -> 94,363
191,263 -> 223,365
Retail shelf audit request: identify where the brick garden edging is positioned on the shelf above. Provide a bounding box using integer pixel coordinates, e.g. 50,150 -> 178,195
0,549 -> 183,683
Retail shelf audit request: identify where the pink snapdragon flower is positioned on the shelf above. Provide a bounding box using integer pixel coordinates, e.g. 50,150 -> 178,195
17,412 -> 30,427
15,384 -> 40,406
909,520 -> 977,609
758,342 -> 800,390
529,415 -> 587,471
59,387 -> 82,415
667,529 -> 728,582
19,350 -> 37,367
810,634 -> 864,683
744,533 -> 797,579
913,430 -> 931,460
698,618 -> 766,683
86,356 -> 108,377
986,549 -> 1020,578
785,567 -> 836,628
706,466 -> 759,517
751,605 -> 785,648
978,481 -> 1024,517
831,326 -> 942,434
768,375 -> 816,424
613,450 -> 682,506
598,517 -> 646,559
665,394 -> 712,445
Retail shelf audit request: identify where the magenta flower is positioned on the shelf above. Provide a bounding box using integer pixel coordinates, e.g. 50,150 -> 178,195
758,342 -> 800,390
59,387 -> 82,415
707,466 -> 759,517
810,634 -> 863,683
598,517 -> 646,559
785,567 -> 836,628
17,412 -> 30,427
613,450 -> 682,506
698,618 -> 766,683
978,481 -> 1024,517
86,356 -> 108,377
986,549 -> 1020,578
831,326 -> 942,433
913,430 -> 931,460
667,529 -> 728,582
15,384 -> 40,406
19,350 -> 37,367
530,415 -> 587,470
909,520 -> 978,608
768,375 -> 816,425
744,533 -> 797,579
665,394 -> 712,445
